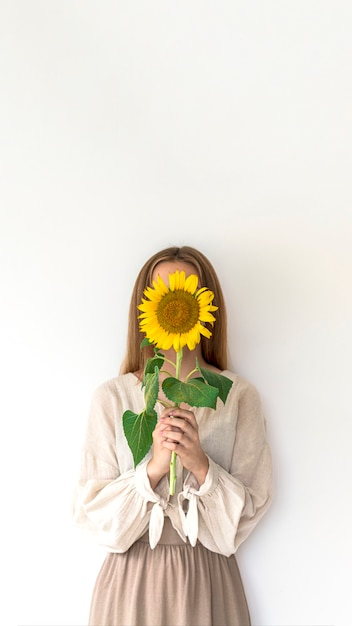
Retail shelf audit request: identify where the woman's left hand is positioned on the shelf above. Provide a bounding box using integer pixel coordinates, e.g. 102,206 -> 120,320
159,408 -> 209,486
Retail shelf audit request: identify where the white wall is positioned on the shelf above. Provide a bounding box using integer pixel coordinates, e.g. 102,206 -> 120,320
1,2 -> 351,625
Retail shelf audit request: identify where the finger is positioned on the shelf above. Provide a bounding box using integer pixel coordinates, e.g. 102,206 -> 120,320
167,409 -> 198,427
160,406 -> 175,419
160,416 -> 194,435
164,426 -> 196,447
157,420 -> 182,443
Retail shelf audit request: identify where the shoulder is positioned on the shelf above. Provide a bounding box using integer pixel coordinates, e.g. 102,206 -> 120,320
221,371 -> 263,416
222,370 -> 260,395
90,372 -> 141,405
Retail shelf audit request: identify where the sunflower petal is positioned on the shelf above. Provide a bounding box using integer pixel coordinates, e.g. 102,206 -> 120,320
138,270 -> 217,352
184,274 -> 198,293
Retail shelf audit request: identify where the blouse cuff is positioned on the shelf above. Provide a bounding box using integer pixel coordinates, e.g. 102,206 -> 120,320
178,457 -> 219,546
134,460 -> 168,549
184,456 -> 219,496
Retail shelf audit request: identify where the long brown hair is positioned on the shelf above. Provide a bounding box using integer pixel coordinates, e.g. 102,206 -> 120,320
120,246 -> 228,374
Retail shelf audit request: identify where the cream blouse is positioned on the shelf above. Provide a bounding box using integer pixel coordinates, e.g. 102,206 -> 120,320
73,371 -> 273,557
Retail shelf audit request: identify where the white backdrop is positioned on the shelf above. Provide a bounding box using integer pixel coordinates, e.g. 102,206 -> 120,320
1,2 -> 351,625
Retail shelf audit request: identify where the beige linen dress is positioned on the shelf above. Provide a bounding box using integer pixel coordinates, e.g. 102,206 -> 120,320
73,371 -> 273,626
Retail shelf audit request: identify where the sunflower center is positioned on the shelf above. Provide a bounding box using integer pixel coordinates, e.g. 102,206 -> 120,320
157,290 -> 200,334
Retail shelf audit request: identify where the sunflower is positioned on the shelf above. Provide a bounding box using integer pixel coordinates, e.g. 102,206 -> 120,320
138,270 -> 218,352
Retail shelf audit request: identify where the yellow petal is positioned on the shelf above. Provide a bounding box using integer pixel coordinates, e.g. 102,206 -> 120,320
184,274 -> 198,293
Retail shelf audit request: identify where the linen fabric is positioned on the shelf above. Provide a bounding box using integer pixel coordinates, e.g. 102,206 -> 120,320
73,370 -> 273,625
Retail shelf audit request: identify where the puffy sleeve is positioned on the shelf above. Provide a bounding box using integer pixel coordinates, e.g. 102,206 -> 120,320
178,379 -> 273,557
72,381 -> 170,552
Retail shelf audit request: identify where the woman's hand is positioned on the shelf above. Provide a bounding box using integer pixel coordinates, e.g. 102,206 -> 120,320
147,406 -> 209,490
158,407 -> 209,487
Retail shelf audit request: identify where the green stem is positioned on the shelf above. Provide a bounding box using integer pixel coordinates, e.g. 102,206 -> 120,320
184,366 -> 199,383
169,348 -> 182,496
175,346 -> 182,379
169,450 -> 177,496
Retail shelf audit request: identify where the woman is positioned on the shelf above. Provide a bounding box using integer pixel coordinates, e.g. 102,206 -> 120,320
73,245 -> 273,626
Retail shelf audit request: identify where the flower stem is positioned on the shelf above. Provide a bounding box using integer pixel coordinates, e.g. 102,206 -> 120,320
169,450 -> 177,496
169,348 -> 182,496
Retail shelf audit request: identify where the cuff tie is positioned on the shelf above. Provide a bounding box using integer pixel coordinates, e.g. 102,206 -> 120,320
149,497 -> 167,549
178,487 -> 199,547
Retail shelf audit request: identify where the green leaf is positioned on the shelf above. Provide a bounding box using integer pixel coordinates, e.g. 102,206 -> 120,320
162,377 -> 219,409
143,367 -> 160,414
140,337 -> 152,349
142,354 -> 164,384
122,408 -> 157,467
198,366 -> 233,403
